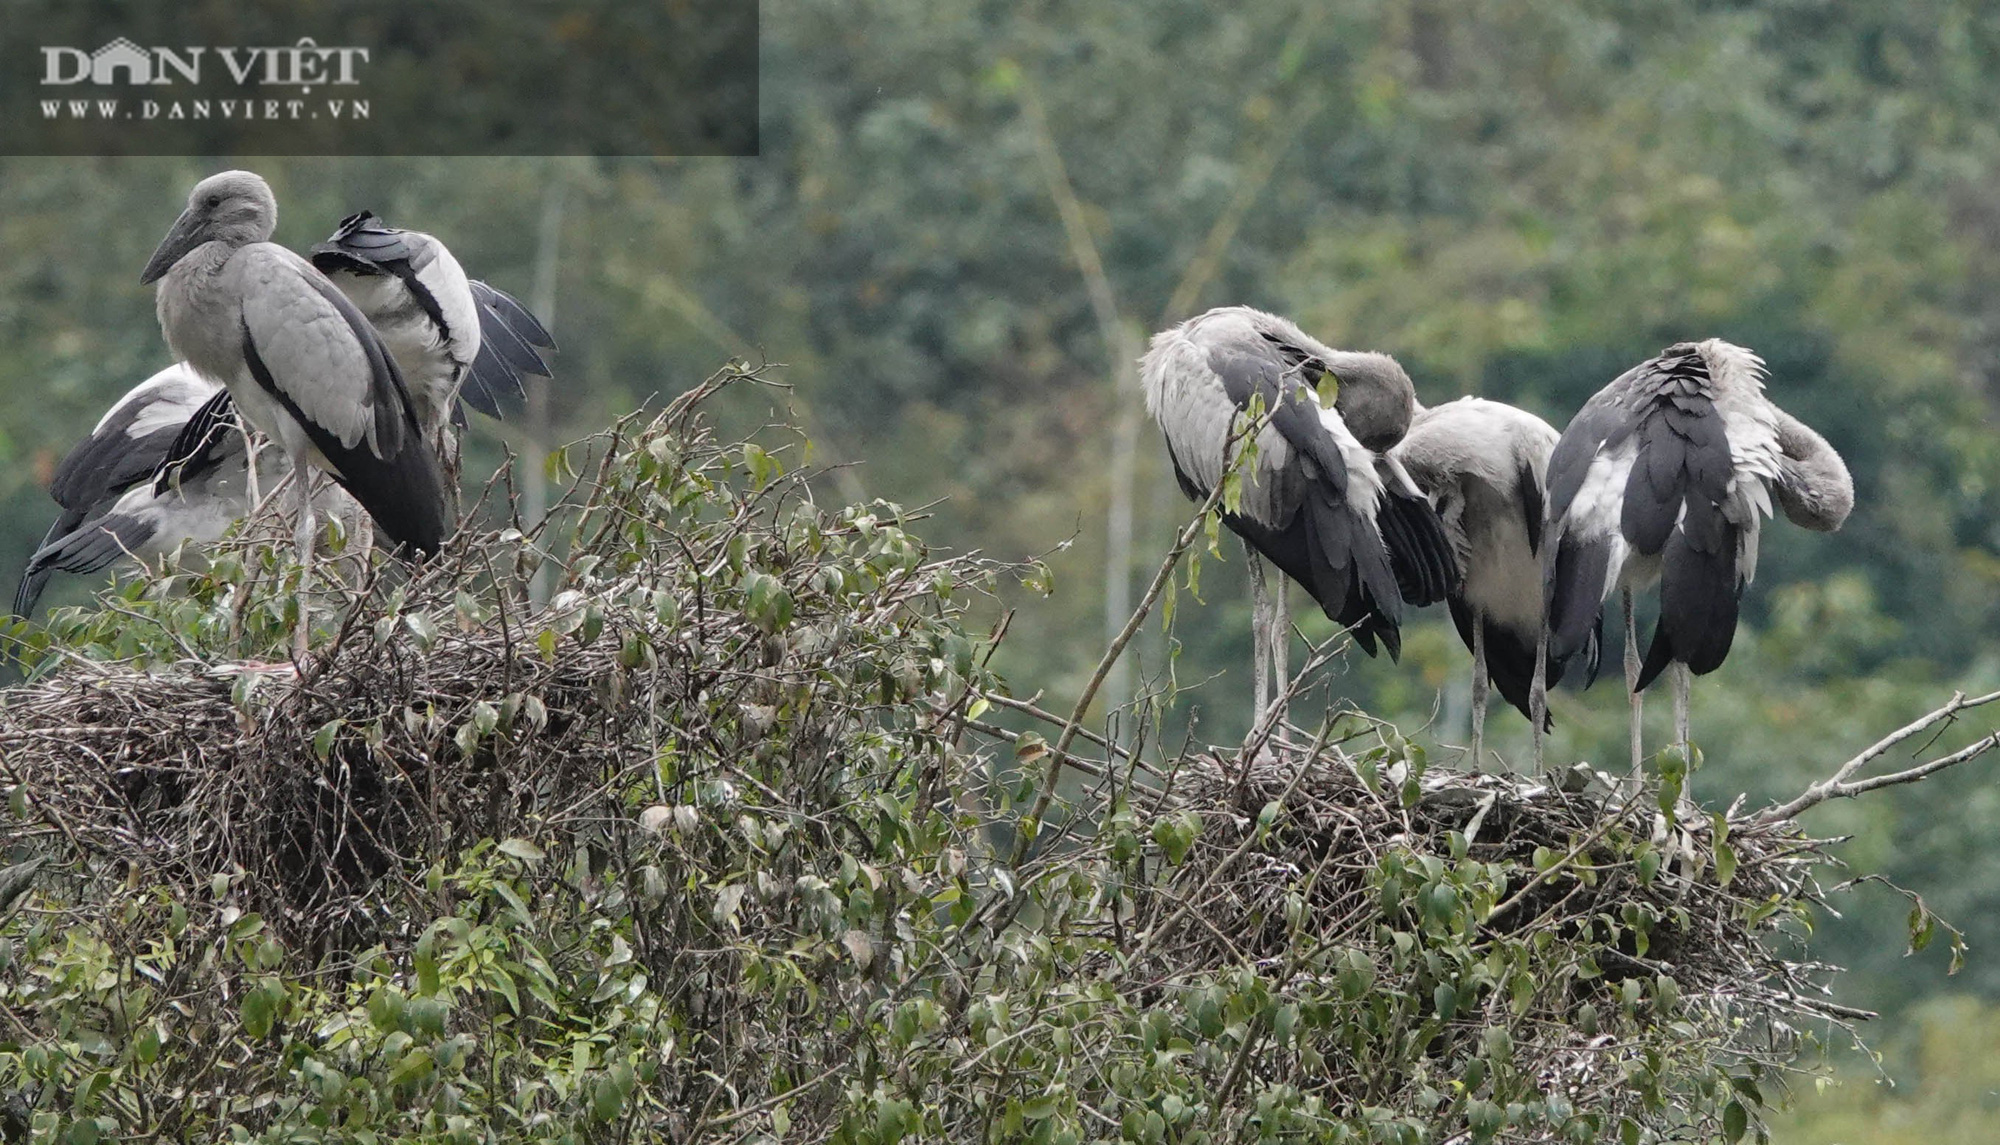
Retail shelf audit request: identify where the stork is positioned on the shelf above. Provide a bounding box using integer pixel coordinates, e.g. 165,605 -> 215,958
141,170 -> 449,657
12,365 -> 242,617
1393,396 -> 1598,767
1540,339 -> 1854,773
308,211 -> 555,481
1140,306 -> 1456,727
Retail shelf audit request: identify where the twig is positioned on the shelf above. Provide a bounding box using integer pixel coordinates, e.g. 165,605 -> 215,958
1009,478 -> 1228,868
1757,690 -> 2000,823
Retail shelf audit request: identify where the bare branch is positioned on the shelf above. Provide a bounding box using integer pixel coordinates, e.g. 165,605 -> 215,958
1756,689 -> 2000,823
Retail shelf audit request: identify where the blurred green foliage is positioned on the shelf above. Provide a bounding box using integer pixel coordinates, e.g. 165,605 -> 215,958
2,1 -> 1999,1136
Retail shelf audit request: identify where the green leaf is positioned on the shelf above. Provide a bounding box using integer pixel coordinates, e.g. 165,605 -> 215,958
498,837 -> 545,863
242,984 -> 276,1039
1316,373 -> 1340,406
389,1049 -> 435,1088
591,1074 -> 626,1122
1434,983 -> 1458,1020
403,611 -> 436,649
312,719 -> 342,761
1714,842 -> 1738,886
1908,903 -> 1937,954
1723,1099 -> 1748,1143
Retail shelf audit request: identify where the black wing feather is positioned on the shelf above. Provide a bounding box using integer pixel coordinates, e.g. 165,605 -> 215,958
49,407 -> 183,512
26,511 -> 161,579
12,511 -> 81,617
240,319 -> 448,556
1199,341 -> 1411,658
460,280 -> 555,421
151,389 -> 241,495
1518,460 -> 1546,556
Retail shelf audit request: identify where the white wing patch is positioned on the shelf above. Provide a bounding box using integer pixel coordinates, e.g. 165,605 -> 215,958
97,364 -> 213,437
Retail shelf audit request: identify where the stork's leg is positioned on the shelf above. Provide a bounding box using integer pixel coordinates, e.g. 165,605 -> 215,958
292,469 -> 316,662
1470,616 -> 1489,770
1674,662 -> 1692,803
1269,575 -> 1290,734
1244,541 -> 1271,724
349,493 -> 374,578
242,426 -> 263,512
1624,588 -> 1643,777
1529,625 -> 1548,771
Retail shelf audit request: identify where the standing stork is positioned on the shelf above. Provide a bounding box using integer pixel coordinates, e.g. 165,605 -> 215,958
308,211 -> 556,481
141,170 -> 449,658
1141,306 -> 1456,727
12,365 -> 241,617
1393,397 -> 1598,767
1541,339 -> 1854,773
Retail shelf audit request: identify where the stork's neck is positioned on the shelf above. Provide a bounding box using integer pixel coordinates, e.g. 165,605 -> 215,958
1771,411 -> 1854,532
155,241 -> 241,386
1321,349 -> 1388,379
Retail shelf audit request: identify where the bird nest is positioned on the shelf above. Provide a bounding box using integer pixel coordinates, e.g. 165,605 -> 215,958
1107,739 -> 1852,1137
0,365 -> 1004,948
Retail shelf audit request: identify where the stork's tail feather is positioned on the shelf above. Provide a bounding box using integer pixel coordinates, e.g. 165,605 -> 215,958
1559,614 -> 1605,691
1376,484 -> 1458,607
1301,491 -> 1405,661
460,280 -> 556,421
1638,504 -> 1741,691
11,514 -> 78,618
20,510 -> 163,598
1444,599 -> 1542,729
1545,532 -> 1611,671
1219,494 -> 1404,661
328,445 -> 452,558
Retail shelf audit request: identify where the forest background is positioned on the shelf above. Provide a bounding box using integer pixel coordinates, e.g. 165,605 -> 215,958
3,3 -> 1998,1137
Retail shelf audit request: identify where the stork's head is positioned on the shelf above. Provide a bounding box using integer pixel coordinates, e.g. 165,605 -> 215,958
1323,351 -> 1416,452
140,170 -> 278,284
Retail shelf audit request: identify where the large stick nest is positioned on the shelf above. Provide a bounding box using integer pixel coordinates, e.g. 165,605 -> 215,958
0,370 -> 1000,950
1114,741 -> 1848,1135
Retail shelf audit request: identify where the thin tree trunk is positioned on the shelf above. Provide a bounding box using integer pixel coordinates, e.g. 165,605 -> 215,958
1019,78 -> 1143,718
525,168 -> 568,607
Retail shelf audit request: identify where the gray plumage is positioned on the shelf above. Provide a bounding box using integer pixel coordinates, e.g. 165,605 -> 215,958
142,170 -> 448,556
1394,396 -> 1592,730
1140,305 -> 1456,661
13,364 -> 246,617
308,211 -> 482,442
1543,338 -> 1854,692
310,212 -> 556,479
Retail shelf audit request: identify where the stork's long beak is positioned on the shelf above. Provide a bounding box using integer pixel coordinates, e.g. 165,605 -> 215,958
140,207 -> 203,285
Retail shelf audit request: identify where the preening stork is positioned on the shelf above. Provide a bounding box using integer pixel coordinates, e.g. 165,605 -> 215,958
12,365 -> 244,617
141,170 -> 449,654
1541,339 -> 1854,772
1393,396 -> 1597,766
1141,306 -> 1457,726
309,211 -> 556,479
